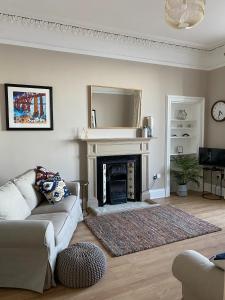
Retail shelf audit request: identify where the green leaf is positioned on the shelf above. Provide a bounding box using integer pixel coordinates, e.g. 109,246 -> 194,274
170,154 -> 201,186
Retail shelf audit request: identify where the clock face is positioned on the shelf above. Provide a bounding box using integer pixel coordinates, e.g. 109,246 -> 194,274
211,101 -> 225,122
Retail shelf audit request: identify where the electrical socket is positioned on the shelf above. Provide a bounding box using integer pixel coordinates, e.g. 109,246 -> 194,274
153,173 -> 161,180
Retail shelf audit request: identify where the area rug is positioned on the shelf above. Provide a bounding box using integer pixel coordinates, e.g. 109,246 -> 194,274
85,205 -> 221,257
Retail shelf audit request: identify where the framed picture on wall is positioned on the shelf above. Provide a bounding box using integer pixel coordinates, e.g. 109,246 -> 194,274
5,84 -> 53,130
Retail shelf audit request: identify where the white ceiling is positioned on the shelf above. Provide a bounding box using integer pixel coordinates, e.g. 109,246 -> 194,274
0,0 -> 225,49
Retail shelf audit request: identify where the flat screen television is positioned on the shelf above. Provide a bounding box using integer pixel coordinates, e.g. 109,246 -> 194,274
199,147 -> 225,167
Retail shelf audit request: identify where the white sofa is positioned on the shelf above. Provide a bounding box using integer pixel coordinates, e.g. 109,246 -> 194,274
0,170 -> 83,293
172,250 -> 224,300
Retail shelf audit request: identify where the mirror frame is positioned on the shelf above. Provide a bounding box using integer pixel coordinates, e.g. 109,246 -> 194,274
88,85 -> 142,129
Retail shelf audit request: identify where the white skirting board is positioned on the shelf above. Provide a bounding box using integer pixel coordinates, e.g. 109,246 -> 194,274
149,188 -> 166,199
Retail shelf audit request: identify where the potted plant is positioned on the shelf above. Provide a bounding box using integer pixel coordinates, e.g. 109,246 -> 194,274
171,155 -> 202,197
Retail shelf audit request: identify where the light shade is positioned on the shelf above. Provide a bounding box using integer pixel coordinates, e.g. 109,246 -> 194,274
165,0 -> 205,29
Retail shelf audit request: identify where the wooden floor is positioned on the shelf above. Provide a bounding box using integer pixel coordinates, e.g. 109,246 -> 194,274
1,193 -> 225,300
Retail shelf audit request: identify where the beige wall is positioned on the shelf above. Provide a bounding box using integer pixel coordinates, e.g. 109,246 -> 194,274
205,67 -> 225,148
0,44 -> 207,188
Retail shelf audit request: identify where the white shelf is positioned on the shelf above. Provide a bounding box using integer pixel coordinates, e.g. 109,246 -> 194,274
170,152 -> 197,156
171,127 -> 193,130
171,119 -> 197,122
170,136 -> 194,139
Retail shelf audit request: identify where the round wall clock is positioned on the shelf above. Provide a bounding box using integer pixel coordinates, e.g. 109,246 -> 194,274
211,100 -> 225,122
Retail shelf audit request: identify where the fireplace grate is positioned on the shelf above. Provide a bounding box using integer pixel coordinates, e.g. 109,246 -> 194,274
97,155 -> 141,206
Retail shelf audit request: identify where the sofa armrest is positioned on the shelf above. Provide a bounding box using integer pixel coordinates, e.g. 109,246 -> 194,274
65,181 -> 80,198
0,220 -> 55,249
172,250 -> 224,300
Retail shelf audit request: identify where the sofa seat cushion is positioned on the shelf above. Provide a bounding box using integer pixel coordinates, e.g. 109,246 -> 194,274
27,212 -> 70,245
0,181 -> 31,220
14,170 -> 43,210
32,195 -> 79,215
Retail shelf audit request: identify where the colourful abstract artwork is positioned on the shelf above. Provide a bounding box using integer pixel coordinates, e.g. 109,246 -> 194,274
13,91 -> 47,124
5,84 -> 53,130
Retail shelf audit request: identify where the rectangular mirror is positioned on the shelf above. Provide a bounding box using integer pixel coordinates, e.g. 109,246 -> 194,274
89,85 -> 142,128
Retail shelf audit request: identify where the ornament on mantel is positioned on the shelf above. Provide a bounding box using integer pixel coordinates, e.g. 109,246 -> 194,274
80,128 -> 88,139
143,116 -> 154,137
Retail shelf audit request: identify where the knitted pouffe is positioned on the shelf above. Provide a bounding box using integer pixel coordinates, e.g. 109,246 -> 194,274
56,242 -> 106,288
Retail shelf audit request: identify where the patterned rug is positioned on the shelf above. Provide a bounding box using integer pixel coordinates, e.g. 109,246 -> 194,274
85,205 -> 221,257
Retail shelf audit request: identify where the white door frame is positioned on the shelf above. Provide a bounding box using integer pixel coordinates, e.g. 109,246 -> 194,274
165,96 -> 172,197
165,95 -> 205,197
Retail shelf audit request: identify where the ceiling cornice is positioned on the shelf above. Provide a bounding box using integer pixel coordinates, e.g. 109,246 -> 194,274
0,11 -> 224,70
0,12 -> 206,52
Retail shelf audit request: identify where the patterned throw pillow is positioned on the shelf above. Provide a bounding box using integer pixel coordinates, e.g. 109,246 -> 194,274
210,252 -> 225,271
38,173 -> 71,204
35,166 -> 56,191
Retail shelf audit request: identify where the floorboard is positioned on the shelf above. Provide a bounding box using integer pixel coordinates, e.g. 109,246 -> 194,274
1,192 -> 225,300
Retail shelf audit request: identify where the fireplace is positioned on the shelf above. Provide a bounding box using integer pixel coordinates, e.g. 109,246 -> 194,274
81,138 -> 151,210
97,155 -> 141,206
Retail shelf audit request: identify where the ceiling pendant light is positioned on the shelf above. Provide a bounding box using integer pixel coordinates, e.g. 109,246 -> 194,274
165,0 -> 206,29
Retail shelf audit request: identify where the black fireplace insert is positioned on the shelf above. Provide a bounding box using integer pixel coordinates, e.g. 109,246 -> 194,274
97,155 -> 141,206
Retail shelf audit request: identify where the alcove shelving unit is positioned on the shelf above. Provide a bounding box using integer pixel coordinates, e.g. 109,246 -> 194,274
165,95 -> 205,196
170,118 -> 197,155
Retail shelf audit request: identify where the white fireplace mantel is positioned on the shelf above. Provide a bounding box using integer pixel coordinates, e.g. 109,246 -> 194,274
80,137 -> 154,208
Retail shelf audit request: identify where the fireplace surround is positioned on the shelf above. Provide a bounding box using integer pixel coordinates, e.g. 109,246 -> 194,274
80,137 -> 151,209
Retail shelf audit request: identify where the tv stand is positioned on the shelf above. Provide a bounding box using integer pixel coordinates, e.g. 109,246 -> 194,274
202,166 -> 224,200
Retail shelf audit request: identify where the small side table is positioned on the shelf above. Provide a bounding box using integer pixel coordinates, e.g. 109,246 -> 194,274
73,180 -> 89,216
202,167 -> 224,200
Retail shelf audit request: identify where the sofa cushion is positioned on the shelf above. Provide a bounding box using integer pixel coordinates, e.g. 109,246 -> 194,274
210,252 -> 225,270
27,212 -> 71,245
32,195 -> 78,215
14,170 -> 43,210
38,174 -> 71,205
35,166 -> 56,191
0,181 -> 31,220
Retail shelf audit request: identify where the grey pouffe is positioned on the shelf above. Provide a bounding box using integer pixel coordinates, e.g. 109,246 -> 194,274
56,242 -> 107,288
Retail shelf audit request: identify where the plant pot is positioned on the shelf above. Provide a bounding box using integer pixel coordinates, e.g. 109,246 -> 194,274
177,184 -> 188,197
